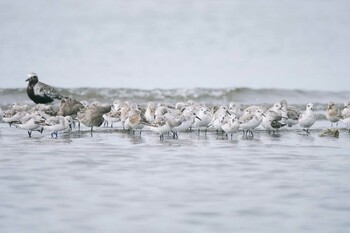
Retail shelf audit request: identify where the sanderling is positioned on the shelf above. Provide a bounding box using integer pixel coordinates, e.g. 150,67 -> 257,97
172,111 -> 201,139
126,103 -> 147,135
77,102 -> 112,133
41,116 -> 73,138
12,114 -> 45,137
242,105 -> 267,116
119,102 -> 132,130
209,106 -> 231,133
228,102 -> 242,118
154,106 -> 169,119
280,100 -> 300,127
221,115 -> 240,139
29,104 -> 57,120
262,103 -> 286,133
192,106 -> 212,134
326,102 -> 340,128
239,109 -> 265,137
299,103 -> 317,134
341,101 -> 350,118
103,109 -> 121,128
26,72 -> 64,104
341,101 -> 350,132
145,115 -> 173,141
2,109 -> 27,126
145,102 -> 156,123
11,103 -> 30,112
0,107 -> 3,122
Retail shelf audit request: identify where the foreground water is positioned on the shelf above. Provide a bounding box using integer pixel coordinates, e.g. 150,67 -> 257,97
1,118 -> 350,233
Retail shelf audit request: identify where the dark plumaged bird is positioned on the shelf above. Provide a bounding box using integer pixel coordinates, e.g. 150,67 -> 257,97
26,72 -> 63,104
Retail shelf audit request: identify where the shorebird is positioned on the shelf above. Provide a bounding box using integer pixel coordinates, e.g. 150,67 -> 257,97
221,115 -> 240,139
172,111 -> 201,139
58,97 -> 84,118
26,72 -> 63,104
192,106 -> 212,134
209,106 -> 231,134
341,101 -> 350,133
299,103 -> 317,134
280,100 -> 300,127
145,102 -> 156,123
77,102 -> 112,134
228,102 -> 242,118
103,108 -> 121,128
145,114 -> 173,141
125,103 -> 148,135
242,105 -> 267,116
261,103 -> 286,133
12,114 -> 45,137
2,109 -> 27,126
41,116 -> 73,138
326,102 -> 340,128
239,109 -> 265,137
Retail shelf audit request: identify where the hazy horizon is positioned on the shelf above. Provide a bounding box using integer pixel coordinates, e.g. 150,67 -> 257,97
1,0 -> 350,91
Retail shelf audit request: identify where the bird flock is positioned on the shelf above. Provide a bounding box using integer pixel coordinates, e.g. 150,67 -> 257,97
1,73 -> 350,140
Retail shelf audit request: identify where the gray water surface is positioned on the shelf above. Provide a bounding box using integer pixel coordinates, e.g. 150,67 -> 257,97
1,121 -> 350,233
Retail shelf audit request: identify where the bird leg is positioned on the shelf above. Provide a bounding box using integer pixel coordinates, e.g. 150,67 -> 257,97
28,131 -> 32,137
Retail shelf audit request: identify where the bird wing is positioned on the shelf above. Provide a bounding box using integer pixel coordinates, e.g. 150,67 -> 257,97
239,113 -> 254,123
287,108 -> 300,120
34,82 -> 62,100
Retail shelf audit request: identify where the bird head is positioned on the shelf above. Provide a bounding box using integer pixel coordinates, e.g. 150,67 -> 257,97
26,72 -> 39,84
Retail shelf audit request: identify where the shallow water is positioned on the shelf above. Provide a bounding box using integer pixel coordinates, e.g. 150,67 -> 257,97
1,120 -> 350,233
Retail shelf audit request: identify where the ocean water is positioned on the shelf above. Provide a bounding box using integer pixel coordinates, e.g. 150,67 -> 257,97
1,88 -> 350,233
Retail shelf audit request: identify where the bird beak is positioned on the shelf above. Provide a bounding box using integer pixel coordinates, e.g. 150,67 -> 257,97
262,113 -> 266,117
226,111 -> 231,115
196,116 -> 202,121
25,78 -> 30,82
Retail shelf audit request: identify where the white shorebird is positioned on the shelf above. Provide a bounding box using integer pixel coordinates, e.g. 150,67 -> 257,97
262,103 -> 286,133
280,100 -> 300,127
12,114 -> 45,137
192,106 -> 212,134
172,111 -> 201,139
2,109 -> 27,126
239,109 -> 265,137
119,102 -> 132,130
41,116 -> 73,138
11,103 -> 30,112
103,108 -> 121,128
242,105 -> 267,116
221,115 -> 240,139
326,102 -> 340,128
145,102 -> 156,123
209,106 -> 231,133
29,104 -> 57,120
299,103 -> 317,134
125,103 -> 147,135
341,101 -> 350,132
0,107 -> 3,122
228,102 -> 242,118
145,114 -> 173,141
